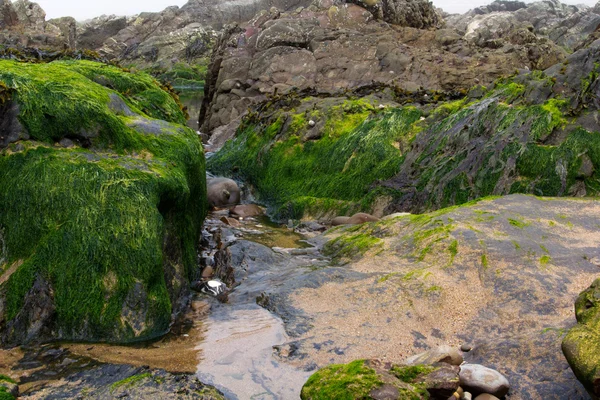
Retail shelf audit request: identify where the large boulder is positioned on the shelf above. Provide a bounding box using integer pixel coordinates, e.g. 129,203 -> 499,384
563,278 -> 600,397
0,58 -> 207,346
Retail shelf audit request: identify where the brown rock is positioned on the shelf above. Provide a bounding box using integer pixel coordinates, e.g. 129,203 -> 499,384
405,345 -> 464,366
229,204 -> 264,218
474,395 -> 500,400
347,212 -> 380,224
331,216 -> 351,226
220,216 -> 241,227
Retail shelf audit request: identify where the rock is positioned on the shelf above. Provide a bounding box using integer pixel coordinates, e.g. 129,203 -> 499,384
331,216 -> 351,226
229,204 -> 264,218
473,394 -> 500,400
0,60 -> 207,346
405,345 -> 464,366
301,359 -> 459,400
462,392 -> 473,400
220,216 -> 241,227
380,0 -> 441,29
201,265 -> 214,280
563,277 -> 600,397
459,364 -> 510,397
0,377 -> 18,397
348,213 -> 380,224
461,344 -> 473,352
207,177 -> 241,208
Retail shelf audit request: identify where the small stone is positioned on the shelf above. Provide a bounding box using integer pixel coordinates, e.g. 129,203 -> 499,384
201,266 -> 214,279
474,395 -> 500,400
220,216 -> 241,227
229,204 -> 264,218
461,344 -> 472,352
459,364 -> 509,397
308,119 -> 316,127
405,345 -> 464,366
378,104 -> 386,109
462,392 -> 472,400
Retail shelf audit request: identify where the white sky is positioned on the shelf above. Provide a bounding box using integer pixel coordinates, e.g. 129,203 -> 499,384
32,0 -> 599,21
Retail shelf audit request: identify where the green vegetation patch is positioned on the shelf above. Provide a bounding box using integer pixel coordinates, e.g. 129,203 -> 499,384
0,60 -> 207,343
209,99 -> 421,219
391,364 -> 435,383
111,373 -> 153,390
300,360 -> 383,400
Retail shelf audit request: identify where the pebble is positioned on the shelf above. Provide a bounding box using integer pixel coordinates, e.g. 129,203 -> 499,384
459,364 -> 509,398
461,344 -> 472,352
474,395 -> 500,400
462,392 -> 472,400
405,345 -> 463,366
308,120 -> 316,127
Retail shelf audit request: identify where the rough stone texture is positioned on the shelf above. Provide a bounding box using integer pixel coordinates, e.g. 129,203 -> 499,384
380,0 -> 441,29
447,0 -> 600,51
199,2 -> 567,135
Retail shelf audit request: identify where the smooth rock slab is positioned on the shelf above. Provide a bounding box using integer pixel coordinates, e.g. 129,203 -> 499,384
459,364 -> 510,397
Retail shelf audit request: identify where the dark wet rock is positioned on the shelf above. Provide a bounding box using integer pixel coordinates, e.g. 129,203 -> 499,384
459,364 -> 510,397
461,344 -> 473,352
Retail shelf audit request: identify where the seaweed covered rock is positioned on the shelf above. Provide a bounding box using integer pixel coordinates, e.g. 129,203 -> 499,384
209,36 -> 600,219
562,278 -> 600,397
300,359 -> 459,400
0,59 -> 207,346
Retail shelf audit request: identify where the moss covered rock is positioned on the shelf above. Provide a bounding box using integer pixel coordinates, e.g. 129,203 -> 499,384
563,278 -> 600,397
300,359 -> 459,400
0,59 -> 207,345
209,40 -> 600,219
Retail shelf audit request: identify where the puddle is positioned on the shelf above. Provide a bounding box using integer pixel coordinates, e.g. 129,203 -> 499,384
196,306 -> 311,400
239,215 -> 312,249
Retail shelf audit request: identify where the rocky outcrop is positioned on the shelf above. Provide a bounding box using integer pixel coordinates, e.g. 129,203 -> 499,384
0,0 -> 75,50
447,0 -> 600,51
199,1 -> 568,135
0,58 -> 207,346
379,0 -> 441,29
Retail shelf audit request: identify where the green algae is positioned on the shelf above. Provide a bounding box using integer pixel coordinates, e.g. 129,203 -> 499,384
300,360 -> 383,400
0,60 -> 207,343
208,100 -> 421,219
111,373 -> 153,390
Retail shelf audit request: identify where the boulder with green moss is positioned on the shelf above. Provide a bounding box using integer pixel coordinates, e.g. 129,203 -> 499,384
563,278 -> 600,397
300,359 -> 459,400
0,59 -> 207,346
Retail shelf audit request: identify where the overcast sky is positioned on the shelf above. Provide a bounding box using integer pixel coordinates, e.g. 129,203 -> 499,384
34,0 -> 599,21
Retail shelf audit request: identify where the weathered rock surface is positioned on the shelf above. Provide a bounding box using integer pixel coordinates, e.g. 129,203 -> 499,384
404,345 -> 463,366
200,3 -> 568,134
265,195 -> 597,398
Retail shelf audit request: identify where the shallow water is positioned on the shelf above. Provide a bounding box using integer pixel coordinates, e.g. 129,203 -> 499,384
196,306 -> 311,399
179,90 -> 204,131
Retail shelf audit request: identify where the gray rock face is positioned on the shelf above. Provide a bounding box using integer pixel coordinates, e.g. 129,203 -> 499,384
447,0 -> 600,51
199,2 -> 567,135
381,0 -> 441,28
459,364 -> 510,397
